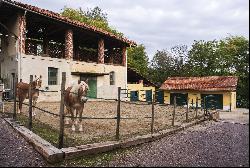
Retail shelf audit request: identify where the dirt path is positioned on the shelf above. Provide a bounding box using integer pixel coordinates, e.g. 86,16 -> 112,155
0,117 -> 47,167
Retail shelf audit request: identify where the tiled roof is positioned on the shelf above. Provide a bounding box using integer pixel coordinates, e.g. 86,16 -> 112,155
2,0 -> 136,46
160,76 -> 238,91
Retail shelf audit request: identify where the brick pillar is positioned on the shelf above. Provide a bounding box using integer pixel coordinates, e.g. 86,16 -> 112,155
98,39 -> 104,64
43,32 -> 49,55
18,14 -> 26,54
65,29 -> 73,60
122,46 -> 127,66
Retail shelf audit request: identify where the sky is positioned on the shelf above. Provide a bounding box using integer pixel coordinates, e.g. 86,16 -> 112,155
17,0 -> 249,60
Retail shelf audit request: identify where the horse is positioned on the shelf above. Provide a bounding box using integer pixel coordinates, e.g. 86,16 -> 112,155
64,80 -> 89,132
16,75 -> 42,116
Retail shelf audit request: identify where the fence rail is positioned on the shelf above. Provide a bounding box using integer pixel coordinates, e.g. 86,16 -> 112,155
3,72 -> 214,149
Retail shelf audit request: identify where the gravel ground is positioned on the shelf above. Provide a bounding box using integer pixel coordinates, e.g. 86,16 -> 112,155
108,121 -> 249,167
0,117 -> 48,167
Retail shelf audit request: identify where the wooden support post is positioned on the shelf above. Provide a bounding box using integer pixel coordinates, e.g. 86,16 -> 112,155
28,75 -> 33,130
195,97 -> 198,119
172,96 -> 176,126
186,97 -> 189,122
116,87 -> 121,140
58,72 -> 66,149
151,90 -> 155,134
13,75 -> 17,120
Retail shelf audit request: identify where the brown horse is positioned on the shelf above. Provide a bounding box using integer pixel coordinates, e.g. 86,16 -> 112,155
64,80 -> 89,132
16,75 -> 42,116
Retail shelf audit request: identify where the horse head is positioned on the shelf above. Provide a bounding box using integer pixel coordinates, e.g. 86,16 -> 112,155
78,80 -> 89,103
32,75 -> 42,89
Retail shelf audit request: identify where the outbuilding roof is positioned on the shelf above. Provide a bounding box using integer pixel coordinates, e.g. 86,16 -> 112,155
160,76 -> 238,92
1,0 -> 136,46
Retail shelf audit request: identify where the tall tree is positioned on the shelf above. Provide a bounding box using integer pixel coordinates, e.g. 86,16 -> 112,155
127,44 -> 149,76
61,6 -> 123,37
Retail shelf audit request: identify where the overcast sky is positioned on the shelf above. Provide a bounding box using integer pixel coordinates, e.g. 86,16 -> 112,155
17,0 -> 249,60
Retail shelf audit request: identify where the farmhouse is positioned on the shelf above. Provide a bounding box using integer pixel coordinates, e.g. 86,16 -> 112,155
0,0 -> 136,101
127,67 -> 157,102
160,76 -> 238,111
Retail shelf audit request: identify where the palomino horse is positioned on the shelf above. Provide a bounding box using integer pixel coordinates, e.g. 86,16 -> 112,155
16,75 -> 42,116
64,80 -> 89,132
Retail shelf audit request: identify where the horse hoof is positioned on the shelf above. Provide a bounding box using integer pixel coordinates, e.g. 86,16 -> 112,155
79,126 -> 83,132
65,120 -> 70,125
72,126 -> 76,132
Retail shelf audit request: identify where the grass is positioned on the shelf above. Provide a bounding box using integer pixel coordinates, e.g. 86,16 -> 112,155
15,114 -> 85,148
52,147 -> 132,167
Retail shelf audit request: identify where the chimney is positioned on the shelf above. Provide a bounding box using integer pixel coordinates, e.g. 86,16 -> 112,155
139,80 -> 143,84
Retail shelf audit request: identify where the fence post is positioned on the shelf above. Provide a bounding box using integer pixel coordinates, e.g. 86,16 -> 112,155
116,87 -> 121,140
151,89 -> 155,134
186,97 -> 189,122
195,97 -> 198,119
172,96 -> 176,126
28,75 -> 33,130
13,75 -> 17,120
58,72 -> 66,149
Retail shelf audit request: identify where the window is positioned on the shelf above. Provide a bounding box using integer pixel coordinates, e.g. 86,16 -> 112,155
48,67 -> 58,85
110,71 -> 115,85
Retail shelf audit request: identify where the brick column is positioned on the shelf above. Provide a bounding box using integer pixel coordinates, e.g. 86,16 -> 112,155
98,38 -> 104,64
65,29 -> 73,60
18,14 -> 26,54
43,32 -> 49,55
122,46 -> 127,66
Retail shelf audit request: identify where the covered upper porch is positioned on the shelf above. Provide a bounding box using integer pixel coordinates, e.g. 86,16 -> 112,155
0,0 -> 136,66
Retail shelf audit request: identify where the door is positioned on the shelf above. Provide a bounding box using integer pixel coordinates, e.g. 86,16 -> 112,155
201,94 -> 223,109
130,91 -> 139,102
145,90 -> 152,102
156,90 -> 164,104
170,93 -> 188,106
80,76 -> 97,98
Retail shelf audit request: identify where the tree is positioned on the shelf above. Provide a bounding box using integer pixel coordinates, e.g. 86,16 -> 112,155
127,44 -> 149,76
61,6 -> 124,37
186,36 -> 249,107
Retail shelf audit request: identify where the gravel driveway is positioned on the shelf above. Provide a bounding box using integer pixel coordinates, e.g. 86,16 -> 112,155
108,120 -> 249,167
0,117 -> 47,167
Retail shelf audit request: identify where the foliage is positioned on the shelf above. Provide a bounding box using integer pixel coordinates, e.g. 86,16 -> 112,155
127,44 -> 149,76
148,36 -> 249,108
61,6 -> 124,37
148,45 -> 189,85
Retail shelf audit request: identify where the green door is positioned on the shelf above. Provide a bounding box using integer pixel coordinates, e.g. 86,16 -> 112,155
80,76 -> 97,98
146,90 -> 152,102
170,93 -> 188,106
130,91 -> 139,102
201,94 -> 223,109
156,90 -> 164,104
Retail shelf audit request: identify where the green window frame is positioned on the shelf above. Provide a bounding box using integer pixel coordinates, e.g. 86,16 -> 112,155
48,67 -> 58,85
110,71 -> 115,85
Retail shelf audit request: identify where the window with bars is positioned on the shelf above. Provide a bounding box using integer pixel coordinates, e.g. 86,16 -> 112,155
48,67 -> 58,85
110,71 -> 115,85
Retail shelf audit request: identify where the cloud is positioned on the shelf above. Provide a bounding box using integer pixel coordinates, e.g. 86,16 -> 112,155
17,0 -> 249,60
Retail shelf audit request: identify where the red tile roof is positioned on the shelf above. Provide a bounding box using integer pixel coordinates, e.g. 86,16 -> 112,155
160,76 -> 238,92
2,0 -> 136,46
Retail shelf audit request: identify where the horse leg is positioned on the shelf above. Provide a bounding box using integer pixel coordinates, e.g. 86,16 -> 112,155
79,105 -> 84,132
18,97 -> 23,114
71,108 -> 76,131
65,107 -> 70,125
32,97 -> 37,116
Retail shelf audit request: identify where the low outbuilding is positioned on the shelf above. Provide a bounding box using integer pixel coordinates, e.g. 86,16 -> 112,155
160,76 -> 238,111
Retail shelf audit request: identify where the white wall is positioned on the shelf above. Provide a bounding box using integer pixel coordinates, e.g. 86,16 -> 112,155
20,54 -> 126,102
